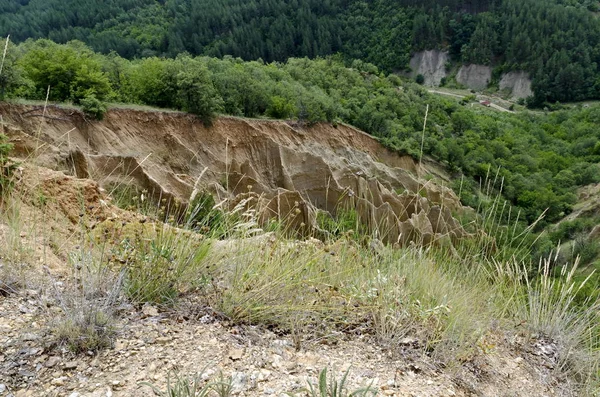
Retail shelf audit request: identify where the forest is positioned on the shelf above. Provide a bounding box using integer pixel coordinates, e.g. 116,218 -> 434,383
1,0 -> 600,104
2,38 -> 600,267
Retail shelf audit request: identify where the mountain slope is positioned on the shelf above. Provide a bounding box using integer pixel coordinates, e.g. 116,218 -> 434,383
1,0 -> 600,103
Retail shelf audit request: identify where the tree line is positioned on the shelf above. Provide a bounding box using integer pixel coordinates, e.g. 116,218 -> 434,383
1,0 -> 600,104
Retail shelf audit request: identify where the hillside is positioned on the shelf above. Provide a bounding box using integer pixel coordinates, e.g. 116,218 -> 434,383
3,40 -> 600,258
0,102 -> 468,246
0,106 -> 594,396
1,0 -> 600,103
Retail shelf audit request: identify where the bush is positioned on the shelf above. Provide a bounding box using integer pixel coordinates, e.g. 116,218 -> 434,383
176,64 -> 223,126
187,192 -> 224,233
266,95 -> 295,119
0,134 -> 16,199
415,74 -> 425,85
53,251 -> 121,353
80,93 -> 107,120
115,226 -> 210,306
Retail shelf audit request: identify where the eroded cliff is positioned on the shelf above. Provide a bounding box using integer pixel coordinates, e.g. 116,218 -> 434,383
1,103 -> 468,246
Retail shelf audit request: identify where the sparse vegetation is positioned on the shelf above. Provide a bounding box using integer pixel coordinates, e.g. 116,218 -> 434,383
290,368 -> 377,397
0,133 -> 16,199
52,250 -> 122,353
140,370 -> 213,397
0,146 -> 599,394
98,219 -> 210,307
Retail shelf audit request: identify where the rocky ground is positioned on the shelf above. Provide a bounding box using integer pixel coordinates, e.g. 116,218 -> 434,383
0,285 -> 574,397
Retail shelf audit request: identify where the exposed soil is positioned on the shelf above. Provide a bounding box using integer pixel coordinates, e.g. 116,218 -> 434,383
0,103 -> 468,247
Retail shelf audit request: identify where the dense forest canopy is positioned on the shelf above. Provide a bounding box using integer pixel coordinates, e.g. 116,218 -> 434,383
1,0 -> 600,104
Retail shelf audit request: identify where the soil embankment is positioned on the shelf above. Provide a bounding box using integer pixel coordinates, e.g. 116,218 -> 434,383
1,103 -> 467,246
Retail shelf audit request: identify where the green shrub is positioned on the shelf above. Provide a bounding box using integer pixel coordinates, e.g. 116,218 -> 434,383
116,227 -> 210,306
289,368 -> 376,397
187,192 -> 224,233
80,93 -> 107,120
266,95 -> 295,119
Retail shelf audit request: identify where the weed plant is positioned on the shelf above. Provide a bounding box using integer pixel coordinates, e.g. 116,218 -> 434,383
52,247 -> 122,352
286,367 -> 376,397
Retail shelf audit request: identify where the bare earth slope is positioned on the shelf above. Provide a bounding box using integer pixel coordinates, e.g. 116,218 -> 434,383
1,103 -> 467,247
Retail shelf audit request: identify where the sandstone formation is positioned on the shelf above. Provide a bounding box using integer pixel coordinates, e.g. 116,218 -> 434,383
408,50 -> 449,87
456,64 -> 492,91
0,103 -> 469,246
499,71 -> 533,99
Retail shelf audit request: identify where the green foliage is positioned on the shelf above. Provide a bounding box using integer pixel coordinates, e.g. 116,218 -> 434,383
0,38 -> 33,99
266,95 -> 295,119
176,59 -> 223,125
80,93 -> 107,120
187,192 -> 224,233
18,40 -> 112,103
316,207 -> 369,243
550,218 -> 598,245
294,368 -> 376,397
2,0 -> 600,103
415,74 -> 425,85
116,228 -> 210,306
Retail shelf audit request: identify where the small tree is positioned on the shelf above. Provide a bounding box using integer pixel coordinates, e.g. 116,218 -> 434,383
80,93 -> 107,120
176,66 -> 223,126
415,74 -> 425,85
266,95 -> 295,119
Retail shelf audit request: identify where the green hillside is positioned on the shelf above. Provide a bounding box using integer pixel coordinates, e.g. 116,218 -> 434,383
1,0 -> 600,104
2,38 -> 600,271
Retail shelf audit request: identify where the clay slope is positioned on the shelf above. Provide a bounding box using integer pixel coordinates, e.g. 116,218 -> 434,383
0,103 -> 467,245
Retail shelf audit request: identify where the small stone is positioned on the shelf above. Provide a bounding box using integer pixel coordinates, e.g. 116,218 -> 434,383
46,357 -> 61,367
18,369 -> 35,377
155,337 -> 172,345
64,361 -> 78,370
21,333 -> 39,342
231,372 -> 247,392
114,341 -> 125,351
51,377 -> 67,386
68,393 -> 80,397
514,357 -> 524,364
399,337 -> 418,345
142,304 -> 159,317
229,348 -> 244,361
0,384 -> 6,393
